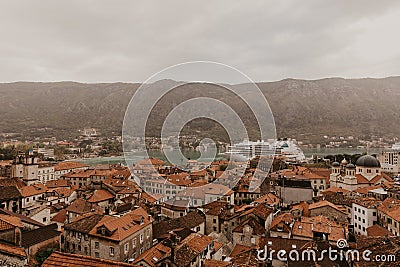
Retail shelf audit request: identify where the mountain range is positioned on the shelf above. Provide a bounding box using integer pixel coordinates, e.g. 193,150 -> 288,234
1,77 -> 399,143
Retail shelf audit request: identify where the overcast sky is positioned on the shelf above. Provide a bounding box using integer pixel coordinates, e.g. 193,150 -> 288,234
1,0 -> 400,83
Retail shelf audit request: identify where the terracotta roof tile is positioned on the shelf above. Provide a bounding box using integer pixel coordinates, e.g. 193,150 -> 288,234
177,233 -> 213,254
89,207 -> 152,241
253,193 -> 280,206
0,186 -> 22,201
51,209 -> 67,224
87,189 -> 114,203
0,208 -> 44,227
0,241 -> 26,258
66,198 -> 102,214
0,214 -> 22,229
366,224 -> 392,237
308,200 -> 346,213
153,211 -> 205,239
42,251 -> 133,266
54,161 -> 88,171
45,179 -> 69,188
133,242 -> 171,267
377,197 -> 400,222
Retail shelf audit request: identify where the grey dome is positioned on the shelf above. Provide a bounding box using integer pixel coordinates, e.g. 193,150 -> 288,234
346,163 -> 356,169
332,162 -> 340,167
355,155 -> 380,168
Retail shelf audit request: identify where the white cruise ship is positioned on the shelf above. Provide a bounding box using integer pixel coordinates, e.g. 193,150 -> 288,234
226,139 -> 305,162
392,142 -> 400,150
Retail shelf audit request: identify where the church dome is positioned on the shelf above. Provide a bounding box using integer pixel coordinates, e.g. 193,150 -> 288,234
355,155 -> 381,168
346,163 -> 356,169
332,162 -> 340,167
341,158 -> 348,165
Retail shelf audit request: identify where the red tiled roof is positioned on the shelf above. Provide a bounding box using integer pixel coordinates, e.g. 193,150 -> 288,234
87,189 -> 114,203
230,244 -> 253,258
66,198 -> 102,214
0,214 -> 22,230
0,242 -> 26,258
366,224 -> 392,237
45,179 -> 69,188
51,209 -> 67,224
377,198 -> 400,222
42,251 -> 132,266
178,233 -> 213,254
308,200 -> 346,213
54,161 -> 89,171
133,242 -> 171,267
19,184 -> 47,197
204,259 -> 232,267
254,193 -> 280,206
89,207 -> 152,241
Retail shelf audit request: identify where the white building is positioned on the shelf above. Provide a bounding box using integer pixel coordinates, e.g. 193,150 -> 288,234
54,161 -> 89,180
352,198 -> 380,235
377,150 -> 399,173
38,163 -> 55,183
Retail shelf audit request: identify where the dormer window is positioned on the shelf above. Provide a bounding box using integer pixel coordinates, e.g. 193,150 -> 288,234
101,228 -> 106,235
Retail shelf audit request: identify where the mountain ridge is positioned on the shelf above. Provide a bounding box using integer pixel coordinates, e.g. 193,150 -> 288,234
0,77 -> 399,143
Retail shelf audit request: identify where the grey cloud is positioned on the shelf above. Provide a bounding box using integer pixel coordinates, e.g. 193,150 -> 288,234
0,0 -> 399,82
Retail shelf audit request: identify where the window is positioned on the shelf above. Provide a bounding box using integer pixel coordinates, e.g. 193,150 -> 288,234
95,242 -> 99,249
132,239 -> 136,247
84,246 -> 88,254
125,243 -> 129,253
43,217 -> 47,222
109,246 -> 115,256
373,212 -> 377,216
78,245 -> 81,251
140,234 -> 143,243
95,252 -> 99,258
213,218 -> 217,224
